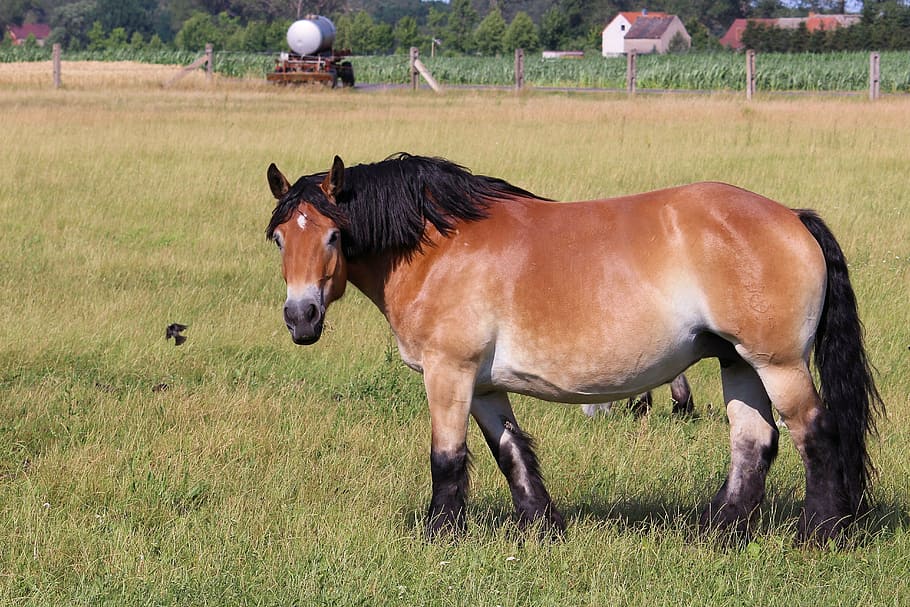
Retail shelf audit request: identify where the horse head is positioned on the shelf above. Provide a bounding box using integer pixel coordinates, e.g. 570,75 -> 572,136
266,157 -> 348,345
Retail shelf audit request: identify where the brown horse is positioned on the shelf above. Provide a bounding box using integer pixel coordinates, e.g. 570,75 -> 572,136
265,154 -> 882,544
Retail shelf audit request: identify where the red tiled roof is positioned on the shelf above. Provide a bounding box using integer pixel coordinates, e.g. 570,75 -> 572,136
619,11 -> 668,25
7,23 -> 51,42
805,13 -> 861,32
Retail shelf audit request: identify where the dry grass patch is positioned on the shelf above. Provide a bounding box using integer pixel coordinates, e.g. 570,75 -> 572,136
0,60 -> 220,89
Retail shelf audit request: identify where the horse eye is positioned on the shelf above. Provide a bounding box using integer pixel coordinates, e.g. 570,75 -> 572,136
327,230 -> 340,246
273,234 -> 283,250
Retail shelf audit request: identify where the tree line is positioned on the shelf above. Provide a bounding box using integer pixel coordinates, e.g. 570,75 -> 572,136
742,2 -> 910,52
3,0 -> 910,55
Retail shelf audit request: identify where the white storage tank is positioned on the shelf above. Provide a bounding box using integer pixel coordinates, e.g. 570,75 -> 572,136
286,16 -> 336,56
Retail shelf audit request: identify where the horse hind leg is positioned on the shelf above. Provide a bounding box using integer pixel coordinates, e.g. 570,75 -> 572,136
670,373 -> 695,415
700,359 -> 779,540
757,363 -> 856,544
471,392 -> 565,538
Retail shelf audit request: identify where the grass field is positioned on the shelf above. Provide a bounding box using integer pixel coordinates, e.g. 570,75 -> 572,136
1,69 -> 909,605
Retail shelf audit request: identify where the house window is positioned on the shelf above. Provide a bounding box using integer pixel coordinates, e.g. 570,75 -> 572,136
621,24 -> 626,31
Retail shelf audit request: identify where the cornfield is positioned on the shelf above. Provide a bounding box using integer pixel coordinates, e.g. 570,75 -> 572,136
3,48 -> 909,92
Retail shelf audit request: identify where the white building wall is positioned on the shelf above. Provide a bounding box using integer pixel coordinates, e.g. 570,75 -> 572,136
601,16 -> 631,56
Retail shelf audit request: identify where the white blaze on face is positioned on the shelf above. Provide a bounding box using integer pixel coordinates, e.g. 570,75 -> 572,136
296,213 -> 308,230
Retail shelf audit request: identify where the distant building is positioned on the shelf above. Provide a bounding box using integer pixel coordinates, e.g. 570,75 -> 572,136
623,15 -> 691,55
720,13 -> 861,50
602,10 -> 668,56
602,11 -> 690,56
6,23 -> 51,46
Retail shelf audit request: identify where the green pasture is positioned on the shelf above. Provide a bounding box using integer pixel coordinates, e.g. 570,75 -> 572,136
1,82 -> 909,605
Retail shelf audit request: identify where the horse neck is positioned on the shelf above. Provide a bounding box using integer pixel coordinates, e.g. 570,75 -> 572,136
346,254 -> 396,316
347,241 -> 444,323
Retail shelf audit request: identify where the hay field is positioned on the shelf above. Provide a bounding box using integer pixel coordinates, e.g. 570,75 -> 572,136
0,60 -> 227,89
1,75 -> 909,605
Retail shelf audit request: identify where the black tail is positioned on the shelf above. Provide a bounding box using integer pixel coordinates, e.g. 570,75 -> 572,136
797,209 -> 884,514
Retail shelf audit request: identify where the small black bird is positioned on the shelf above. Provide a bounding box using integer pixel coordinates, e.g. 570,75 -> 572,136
166,323 -> 187,346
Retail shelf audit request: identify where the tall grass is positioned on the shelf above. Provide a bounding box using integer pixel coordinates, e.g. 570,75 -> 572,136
1,82 -> 908,605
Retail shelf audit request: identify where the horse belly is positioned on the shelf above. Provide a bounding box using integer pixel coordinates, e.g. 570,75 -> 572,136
484,335 -> 698,404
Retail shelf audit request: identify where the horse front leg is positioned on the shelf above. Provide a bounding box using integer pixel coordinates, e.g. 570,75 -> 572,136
471,392 -> 565,539
423,362 -> 475,539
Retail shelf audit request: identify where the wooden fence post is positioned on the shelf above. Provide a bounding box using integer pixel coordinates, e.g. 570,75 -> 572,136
626,50 -> 636,94
52,43 -> 61,89
409,47 -> 419,90
514,48 -> 525,90
746,49 -> 756,100
205,43 -> 213,81
515,48 -> 525,91
869,51 -> 880,101
164,44 -> 215,87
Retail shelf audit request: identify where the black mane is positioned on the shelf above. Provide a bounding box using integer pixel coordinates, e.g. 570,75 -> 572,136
266,153 -> 547,260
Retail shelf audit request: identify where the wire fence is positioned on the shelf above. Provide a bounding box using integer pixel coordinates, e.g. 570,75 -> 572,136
3,46 -> 909,95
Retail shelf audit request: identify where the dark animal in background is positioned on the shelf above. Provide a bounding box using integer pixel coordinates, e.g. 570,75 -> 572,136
582,373 -> 694,417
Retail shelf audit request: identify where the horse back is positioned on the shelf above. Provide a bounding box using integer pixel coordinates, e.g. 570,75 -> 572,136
379,182 -> 826,398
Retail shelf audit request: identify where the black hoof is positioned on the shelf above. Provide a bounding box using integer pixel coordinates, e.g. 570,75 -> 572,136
425,508 -> 466,541
517,506 -> 566,542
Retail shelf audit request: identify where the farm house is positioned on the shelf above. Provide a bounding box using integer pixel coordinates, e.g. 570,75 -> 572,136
602,10 -> 667,56
602,11 -> 690,56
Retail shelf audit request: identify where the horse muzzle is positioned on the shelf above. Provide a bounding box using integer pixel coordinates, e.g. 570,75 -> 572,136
284,298 -> 324,345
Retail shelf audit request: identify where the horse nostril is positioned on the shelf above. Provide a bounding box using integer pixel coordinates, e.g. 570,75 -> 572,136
304,304 -> 319,323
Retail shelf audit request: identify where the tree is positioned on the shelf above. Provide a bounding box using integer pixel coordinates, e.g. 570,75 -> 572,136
95,0 -> 157,37
174,11 -> 225,50
503,11 -> 539,52
752,0 -> 786,18
107,26 -> 129,47
685,18 -> 721,50
238,20 -> 271,51
266,20 -> 287,49
474,7 -> 507,55
147,33 -> 165,49
0,0 -> 31,27
667,30 -> 690,53
427,6 -> 448,35
444,0 -> 478,53
539,6 -> 569,50
86,20 -> 106,50
49,0 -> 98,49
369,21 -> 394,54
393,16 -> 425,53
336,11 -> 394,54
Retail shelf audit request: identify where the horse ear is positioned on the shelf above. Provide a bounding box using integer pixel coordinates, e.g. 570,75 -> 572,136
267,163 -> 290,200
321,155 -> 345,201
